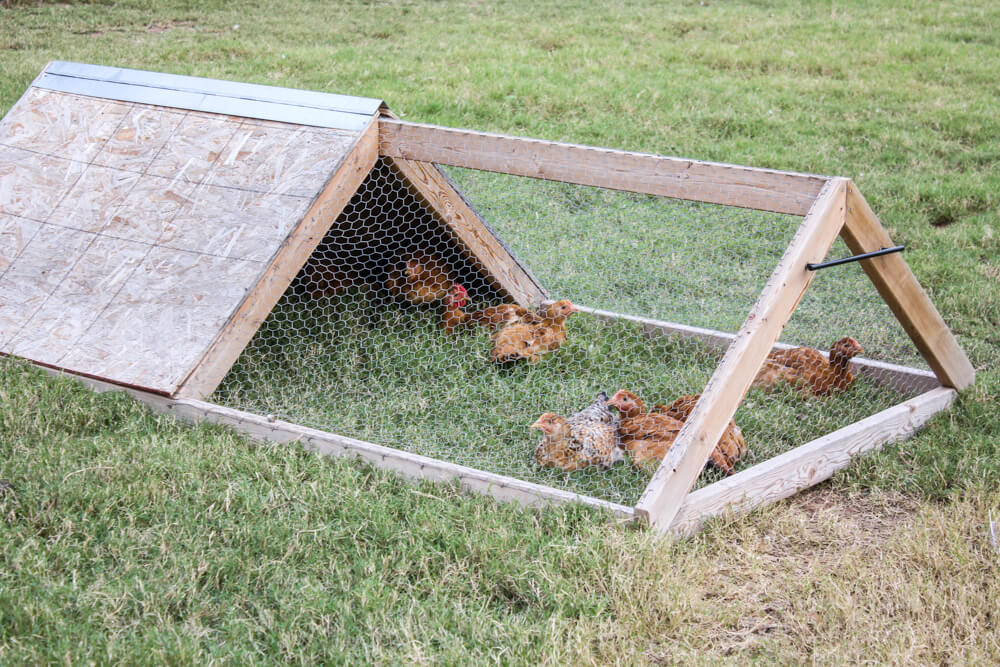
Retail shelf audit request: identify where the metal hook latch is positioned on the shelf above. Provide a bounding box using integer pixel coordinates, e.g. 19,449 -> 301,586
806,245 -> 905,271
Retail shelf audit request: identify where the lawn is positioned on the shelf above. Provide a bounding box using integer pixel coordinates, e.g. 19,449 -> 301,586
2,0 -> 999,663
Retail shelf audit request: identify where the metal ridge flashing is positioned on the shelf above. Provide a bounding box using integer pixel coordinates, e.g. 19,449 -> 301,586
33,61 -> 383,132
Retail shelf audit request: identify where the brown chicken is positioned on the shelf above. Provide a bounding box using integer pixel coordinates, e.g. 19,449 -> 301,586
653,394 -> 747,475
489,300 -> 577,363
467,303 -> 529,331
607,390 -> 746,474
440,285 -> 531,335
385,250 -> 456,306
753,336 -> 864,397
440,284 -> 469,334
531,392 -> 623,471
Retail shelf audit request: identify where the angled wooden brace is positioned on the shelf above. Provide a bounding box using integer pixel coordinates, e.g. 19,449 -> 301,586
840,183 -> 975,390
635,178 -> 849,533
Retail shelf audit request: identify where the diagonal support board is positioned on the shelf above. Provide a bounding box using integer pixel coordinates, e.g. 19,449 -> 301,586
840,183 -> 975,390
385,156 -> 547,306
174,119 -> 380,399
635,178 -> 849,532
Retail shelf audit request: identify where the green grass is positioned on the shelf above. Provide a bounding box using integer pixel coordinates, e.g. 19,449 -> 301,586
2,0 -> 1000,663
215,290 -> 914,506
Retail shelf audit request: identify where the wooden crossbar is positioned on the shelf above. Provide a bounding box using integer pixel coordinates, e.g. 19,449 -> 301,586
378,119 -> 828,216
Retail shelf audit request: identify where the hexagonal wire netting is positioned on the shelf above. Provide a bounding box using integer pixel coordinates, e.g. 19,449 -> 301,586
212,157 -> 931,506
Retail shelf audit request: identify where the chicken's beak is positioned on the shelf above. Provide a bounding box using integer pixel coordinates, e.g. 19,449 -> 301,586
529,417 -> 545,430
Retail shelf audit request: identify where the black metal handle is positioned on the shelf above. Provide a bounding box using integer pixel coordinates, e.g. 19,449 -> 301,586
806,245 -> 905,271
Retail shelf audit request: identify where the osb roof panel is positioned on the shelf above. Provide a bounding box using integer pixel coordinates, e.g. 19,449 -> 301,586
0,87 -> 362,394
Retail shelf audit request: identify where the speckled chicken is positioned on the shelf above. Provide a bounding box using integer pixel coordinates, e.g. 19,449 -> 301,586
490,300 -> 577,363
608,390 -> 747,474
531,391 -> 623,471
385,250 -> 457,306
653,394 -> 747,475
753,336 -> 864,397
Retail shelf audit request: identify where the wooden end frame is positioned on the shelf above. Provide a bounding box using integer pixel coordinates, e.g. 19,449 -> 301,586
634,178 -> 850,532
173,118 -> 381,400
841,183 -> 975,390
384,156 -> 548,307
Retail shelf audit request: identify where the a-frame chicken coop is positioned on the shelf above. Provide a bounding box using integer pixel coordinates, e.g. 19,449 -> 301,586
0,62 -> 974,535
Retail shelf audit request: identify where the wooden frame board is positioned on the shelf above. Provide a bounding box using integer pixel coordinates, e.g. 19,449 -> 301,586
38,364 -> 634,520
634,178 -> 850,529
668,386 -> 956,536
386,156 -> 547,306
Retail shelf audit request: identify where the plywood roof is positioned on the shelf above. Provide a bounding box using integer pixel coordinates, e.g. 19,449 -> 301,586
0,64 -> 374,394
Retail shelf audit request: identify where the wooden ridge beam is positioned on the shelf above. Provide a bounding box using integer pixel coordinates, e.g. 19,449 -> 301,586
840,183 -> 975,389
635,178 -> 849,532
379,119 -> 829,216
174,118 -> 380,400
668,386 -> 956,537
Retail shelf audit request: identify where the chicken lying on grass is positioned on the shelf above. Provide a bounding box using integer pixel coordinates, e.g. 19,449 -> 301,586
531,392 -> 623,472
607,390 -> 748,475
489,300 -> 577,363
386,250 -> 457,306
752,336 -> 864,397
652,393 -> 747,475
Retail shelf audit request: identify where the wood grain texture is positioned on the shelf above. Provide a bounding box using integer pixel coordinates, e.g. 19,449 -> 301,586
379,119 -> 829,215
37,364 -> 635,520
0,88 -> 131,163
0,146 -> 88,221
0,224 -> 94,347
57,247 -> 264,392
203,124 -> 358,197
173,118 -> 380,399
571,303 -> 940,395
160,185 -> 312,262
6,235 -> 149,365
669,386 -> 956,537
0,213 -> 40,275
635,178 -> 849,532
841,183 -> 975,390
386,156 -> 547,306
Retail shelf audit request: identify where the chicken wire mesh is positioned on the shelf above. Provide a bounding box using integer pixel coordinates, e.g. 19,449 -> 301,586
212,157 -> 932,506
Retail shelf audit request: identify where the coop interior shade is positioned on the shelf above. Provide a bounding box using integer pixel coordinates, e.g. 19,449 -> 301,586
0,70 -> 373,394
